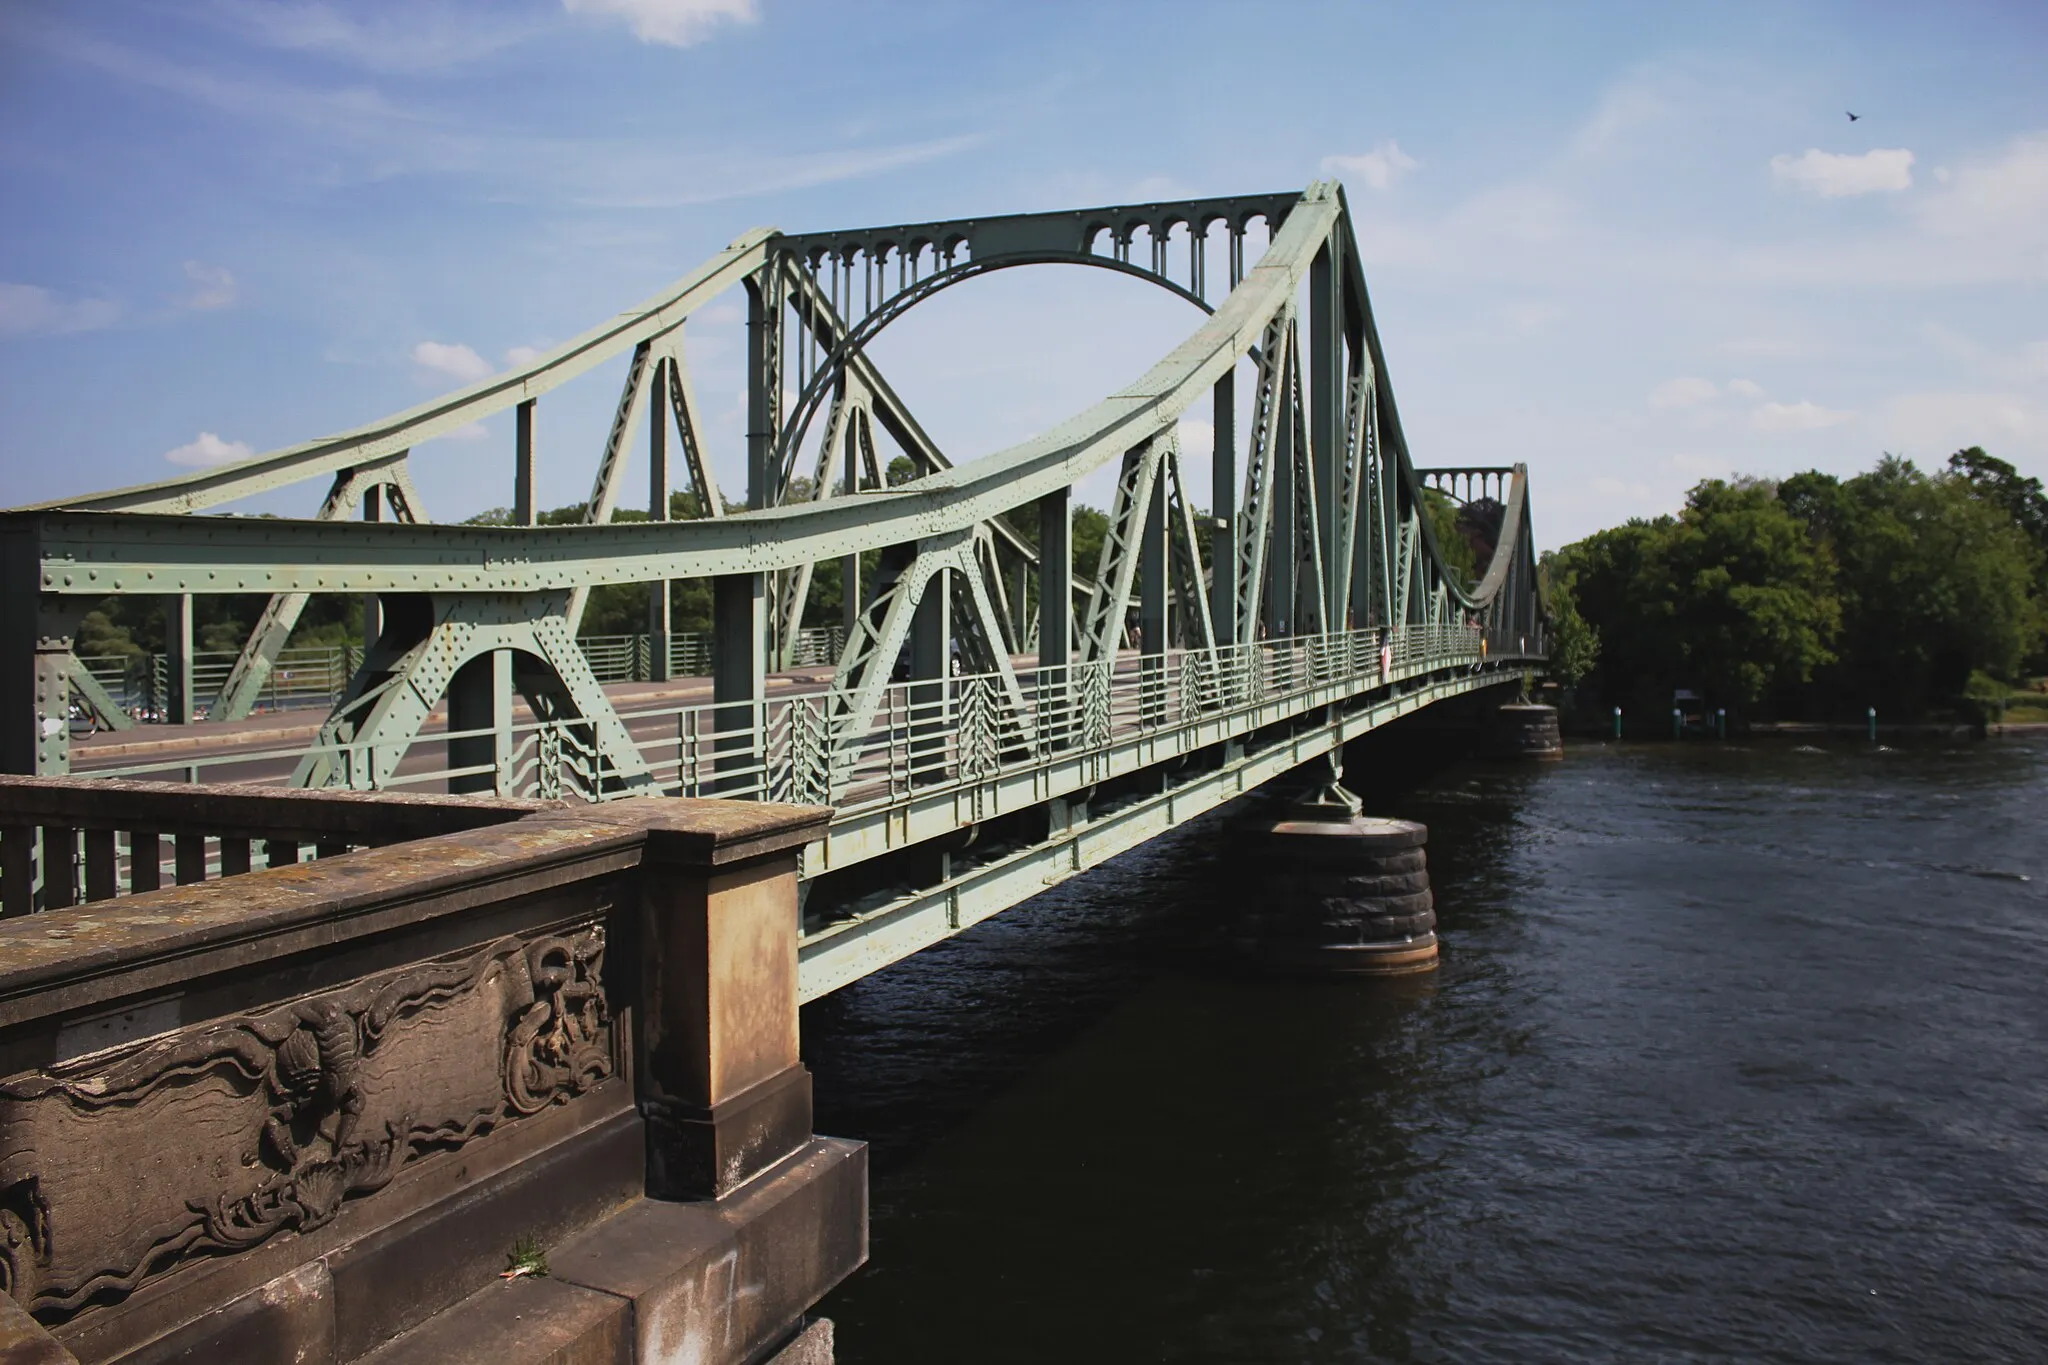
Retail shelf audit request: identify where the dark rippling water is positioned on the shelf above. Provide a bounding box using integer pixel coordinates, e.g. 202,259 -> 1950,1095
802,733 -> 2048,1362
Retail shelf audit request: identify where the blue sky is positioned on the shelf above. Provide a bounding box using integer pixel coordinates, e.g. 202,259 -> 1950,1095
2,0 -> 2044,546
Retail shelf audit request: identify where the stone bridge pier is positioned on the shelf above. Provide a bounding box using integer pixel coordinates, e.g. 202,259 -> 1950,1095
0,781 -> 864,1365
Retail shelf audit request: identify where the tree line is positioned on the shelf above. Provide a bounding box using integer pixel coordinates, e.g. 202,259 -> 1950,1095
1542,448 -> 2048,722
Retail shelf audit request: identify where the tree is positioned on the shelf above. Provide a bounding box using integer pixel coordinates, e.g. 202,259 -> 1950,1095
1550,516 -> 1677,710
1659,479 -> 1837,707
1802,457 -> 2043,710
1552,479 -> 1837,714
1537,552 -> 1598,686
1420,488 -> 1476,587
1949,446 -> 2048,551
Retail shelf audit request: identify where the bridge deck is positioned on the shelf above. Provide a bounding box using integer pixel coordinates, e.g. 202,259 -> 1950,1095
48,622 -> 1539,998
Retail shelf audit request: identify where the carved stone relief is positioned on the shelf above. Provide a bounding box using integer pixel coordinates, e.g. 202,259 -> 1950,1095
0,924 -> 613,1322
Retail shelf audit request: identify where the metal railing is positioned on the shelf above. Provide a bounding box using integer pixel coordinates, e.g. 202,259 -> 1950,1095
76,622 -> 1540,802
70,627 -> 854,721
76,646 -> 365,721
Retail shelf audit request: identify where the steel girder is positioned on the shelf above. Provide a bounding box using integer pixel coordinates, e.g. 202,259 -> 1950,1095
211,454 -> 428,722
822,528 -> 1026,785
291,591 -> 653,794
4,182 -> 1548,790
1078,437 -> 1168,665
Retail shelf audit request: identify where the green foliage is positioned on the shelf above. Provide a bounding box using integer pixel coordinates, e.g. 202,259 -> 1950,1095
1662,478 -> 1839,706
1813,457 -> 2043,711
1421,488 -> 1476,588
73,610 -> 143,661
1556,451 -> 2048,720
504,1234 -> 548,1279
1949,446 -> 2048,551
1537,553 -> 1599,686
72,593 -> 365,658
1962,669 -> 2014,723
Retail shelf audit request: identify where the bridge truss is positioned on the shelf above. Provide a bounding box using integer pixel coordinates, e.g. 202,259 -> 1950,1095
0,182 -> 1548,988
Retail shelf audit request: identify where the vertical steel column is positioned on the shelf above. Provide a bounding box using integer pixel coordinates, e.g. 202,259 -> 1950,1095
1267,375 -> 1297,640
1038,487 -> 1072,747
514,399 -> 537,527
1037,490 -> 1073,669
1210,371 -> 1237,644
745,273 -> 779,511
842,420 -> 862,638
165,593 -> 194,726
1009,556 -> 1028,648
648,358 -> 673,683
1139,471 -> 1168,726
360,484 -> 383,653
1311,238 -> 1343,625
712,572 -> 766,795
908,567 -> 950,785
0,529 -> 65,777
447,649 -> 511,795
1353,391 -> 1376,627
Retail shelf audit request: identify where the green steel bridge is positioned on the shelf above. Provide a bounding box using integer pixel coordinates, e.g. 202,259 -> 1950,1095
0,182 -> 1548,997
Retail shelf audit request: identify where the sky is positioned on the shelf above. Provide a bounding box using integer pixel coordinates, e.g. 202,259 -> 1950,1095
1,0 -> 2045,548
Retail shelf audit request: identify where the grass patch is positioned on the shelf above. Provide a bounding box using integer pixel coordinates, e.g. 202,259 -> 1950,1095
503,1234 -> 549,1280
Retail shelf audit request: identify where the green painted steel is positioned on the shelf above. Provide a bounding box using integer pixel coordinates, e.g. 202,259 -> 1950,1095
2,182 -> 1551,823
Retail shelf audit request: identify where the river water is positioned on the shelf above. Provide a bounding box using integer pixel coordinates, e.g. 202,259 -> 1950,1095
802,733 -> 2048,1362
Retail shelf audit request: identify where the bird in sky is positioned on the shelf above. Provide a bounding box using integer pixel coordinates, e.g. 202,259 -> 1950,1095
1847,111 -> 1862,121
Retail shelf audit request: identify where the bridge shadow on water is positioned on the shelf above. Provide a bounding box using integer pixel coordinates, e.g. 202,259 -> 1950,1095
805,707 -> 1556,1361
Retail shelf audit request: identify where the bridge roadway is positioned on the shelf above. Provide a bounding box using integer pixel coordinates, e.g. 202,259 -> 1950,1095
64,623 -> 1539,1002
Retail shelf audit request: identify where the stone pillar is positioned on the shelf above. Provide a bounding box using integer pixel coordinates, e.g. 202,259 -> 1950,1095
634,802 -> 827,1199
1485,702 -> 1563,759
1247,755 -> 1437,975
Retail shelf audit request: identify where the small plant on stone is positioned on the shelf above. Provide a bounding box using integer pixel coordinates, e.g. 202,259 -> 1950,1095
502,1234 -> 549,1281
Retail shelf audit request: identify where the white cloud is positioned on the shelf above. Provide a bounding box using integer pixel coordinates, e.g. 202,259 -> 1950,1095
1752,400 -> 1853,432
182,260 -> 236,310
1176,415 -> 1214,456
434,421 -> 491,442
1770,147 -> 1914,197
1726,378 -> 1766,399
562,0 -> 757,47
1908,131 -> 2048,282
412,340 -> 493,383
1321,141 -> 1420,191
0,282 -> 118,335
1881,391 -> 2038,457
164,431 -> 254,467
1648,377 -> 1719,408
504,344 -> 544,368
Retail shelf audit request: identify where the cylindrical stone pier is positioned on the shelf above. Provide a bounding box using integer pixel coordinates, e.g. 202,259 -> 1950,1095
1484,702 -> 1563,760
1247,816 -> 1438,975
